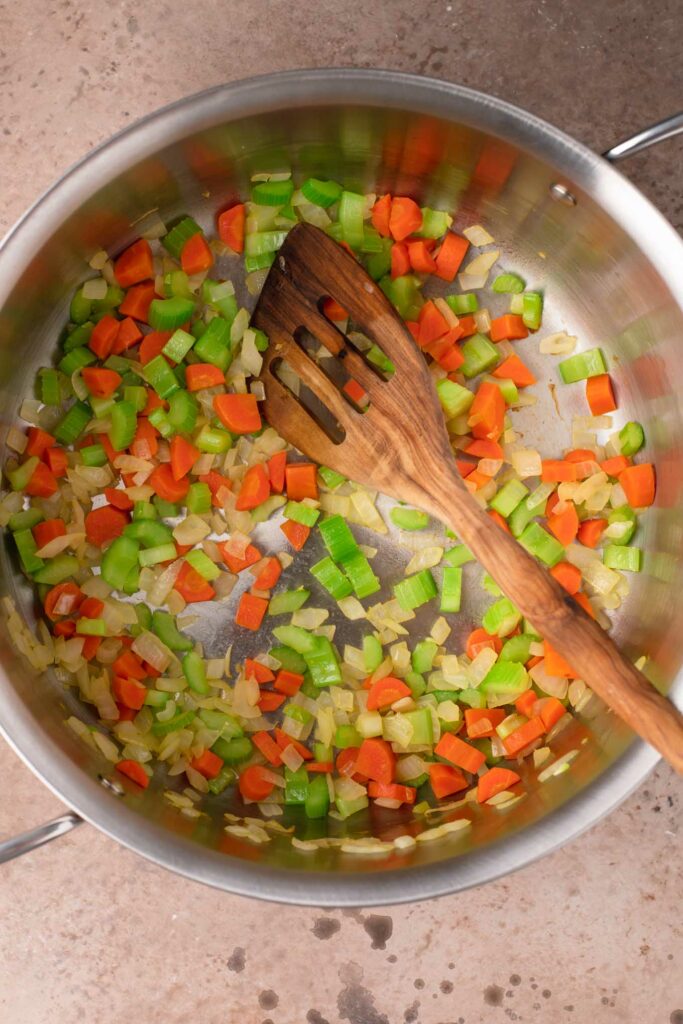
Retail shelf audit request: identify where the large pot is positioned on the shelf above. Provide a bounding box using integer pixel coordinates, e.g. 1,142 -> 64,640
1,70 -> 681,905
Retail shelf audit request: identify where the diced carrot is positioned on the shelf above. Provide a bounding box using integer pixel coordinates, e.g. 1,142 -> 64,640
389,196 -> 422,241
129,418 -> 159,461
368,781 -> 416,804
32,518 -> 66,549
252,731 -> 283,766
407,239 -> 437,275
547,502 -> 579,546
492,354 -> 537,387
97,433 -> 118,464
258,691 -> 286,712
550,561 -> 582,595
118,281 -> 156,323
322,296 -> 349,322
139,330 -> 173,365
169,435 -> 200,482
405,320 -> 420,342
115,704 -> 136,723
235,592 -> 268,630
417,299 -> 449,347
476,766 -> 521,803
514,690 -> 539,717
239,764 -> 277,802
280,519 -> 310,550
543,640 -> 577,679
181,232 -> 213,275
428,763 -> 468,799
274,670 -> 304,696
565,448 -> 596,463
464,707 -> 506,739
465,627 -> 502,660
43,582 -> 83,620
81,367 -> 122,398
235,463 -> 270,511
174,561 -> 215,603
190,749 -> 224,780
26,427 -> 56,458
435,733 -> 486,773
366,675 -> 412,711
53,619 -> 77,638
434,232 -> 469,282
143,389 -> 165,416
114,239 -> 154,288
199,469 -> 233,507
620,463 -> 655,508
457,314 -> 478,338
468,380 -> 505,442
267,451 -> 287,493
112,649 -> 146,680
465,438 -> 504,460
489,314 -> 528,342
335,747 -> 367,783
86,314 -> 119,360
577,517 -> 607,548
79,596 -> 104,619
426,332 -> 465,371
285,462 -> 318,500
573,591 -> 596,619
370,194 -> 392,237
391,241 -> 411,279
541,459 -> 579,483
539,697 -> 566,731
252,556 -> 281,590
586,373 -> 617,415
217,204 -> 245,253
354,738 -> 396,784
273,727 -> 313,760
219,542 -> 261,573
25,461 -> 58,498
487,508 -> 511,533
456,459 -> 475,478
243,658 -> 275,684
149,463 -> 190,502
600,455 -> 630,477
116,759 -> 149,788
503,716 -> 545,755
306,762 -> 334,773
112,316 -> 144,355
112,675 -> 147,711
213,393 -> 261,434
185,363 -> 225,391
342,378 -> 368,406
44,447 -> 68,478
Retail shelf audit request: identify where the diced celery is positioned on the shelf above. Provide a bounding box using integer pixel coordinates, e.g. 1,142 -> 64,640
519,522 -> 565,566
443,544 -> 475,567
390,507 -> 430,531
440,566 -> 462,613
482,597 -> 522,636
461,334 -> 499,378
272,624 -> 318,654
558,348 -> 607,383
310,557 -> 353,600
436,378 -> 474,419
393,569 -> 437,611
284,501 -> 320,527
338,190 -> 365,249
318,515 -> 358,562
148,296 -> 196,332
268,589 -> 310,616
492,273 -> 525,294
340,550 -> 380,599
362,634 -> 384,672
445,292 -> 478,314
162,328 -> 195,363
185,549 -> 220,581
301,177 -> 343,208
412,639 -> 438,674
489,479 -> 528,518
319,466 -> 347,490
619,421 -> 645,456
603,545 -> 642,572
607,506 -> 637,545
522,292 -> 543,330
480,662 -> 529,695
251,179 -> 294,206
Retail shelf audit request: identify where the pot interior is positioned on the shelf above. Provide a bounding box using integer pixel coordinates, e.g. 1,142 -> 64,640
1,77 -> 681,902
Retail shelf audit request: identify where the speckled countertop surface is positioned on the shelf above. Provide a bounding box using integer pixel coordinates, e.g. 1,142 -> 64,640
1,2 -> 682,1022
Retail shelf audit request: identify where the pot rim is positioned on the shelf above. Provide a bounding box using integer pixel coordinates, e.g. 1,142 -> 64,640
0,68 -> 677,905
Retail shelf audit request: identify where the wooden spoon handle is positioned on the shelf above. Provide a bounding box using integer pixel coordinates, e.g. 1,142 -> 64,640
429,473 -> 683,773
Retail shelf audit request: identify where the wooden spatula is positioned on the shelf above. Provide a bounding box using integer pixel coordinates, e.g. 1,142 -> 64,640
253,222 -> 683,772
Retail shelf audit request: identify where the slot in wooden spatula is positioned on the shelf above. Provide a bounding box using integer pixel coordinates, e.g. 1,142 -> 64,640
253,222 -> 683,772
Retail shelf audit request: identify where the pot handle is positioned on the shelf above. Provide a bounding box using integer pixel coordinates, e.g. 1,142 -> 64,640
0,811 -> 83,864
603,112 -> 683,162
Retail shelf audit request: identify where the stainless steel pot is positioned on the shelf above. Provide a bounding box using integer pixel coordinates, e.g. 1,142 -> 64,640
1,70 -> 682,905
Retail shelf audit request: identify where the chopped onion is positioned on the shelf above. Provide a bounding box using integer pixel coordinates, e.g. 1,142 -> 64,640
337,596 -> 366,620
405,546 -> 443,575
173,515 -> 211,546
132,631 -> 175,673
539,332 -> 577,355
529,661 -> 568,699
510,448 -> 542,479
474,308 -> 492,334
280,744 -> 304,772
147,559 -> 183,606
82,277 -> 108,301
463,224 -> 495,246
430,617 -> 451,645
463,249 -> 499,277
230,307 -> 250,345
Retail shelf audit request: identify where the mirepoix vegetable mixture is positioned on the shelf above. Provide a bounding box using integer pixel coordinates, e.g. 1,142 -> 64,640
0,171 -> 656,851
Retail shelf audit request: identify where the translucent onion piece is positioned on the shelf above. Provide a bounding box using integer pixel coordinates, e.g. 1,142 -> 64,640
463,224 -> 495,246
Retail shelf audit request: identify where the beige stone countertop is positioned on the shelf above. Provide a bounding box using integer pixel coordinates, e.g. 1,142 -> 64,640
1,1 -> 682,1021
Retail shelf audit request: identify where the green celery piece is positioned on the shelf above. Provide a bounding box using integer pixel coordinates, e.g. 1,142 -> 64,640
445,292 -> 478,314
14,529 -> 45,574
8,507 -> 44,532
416,207 -> 452,239
499,634 -> 534,663
461,334 -> 499,378
284,766 -> 309,805
63,321 -> 94,352
32,555 -> 79,586
603,545 -> 642,572
183,651 -> 209,694
148,296 -> 196,332
335,723 -> 362,749
335,792 -> 368,819
245,230 -> 289,257
365,238 -> 392,281
403,707 -> 433,745
70,287 -> 92,324
319,466 -> 347,490
58,346 -> 96,376
508,496 -> 537,538
301,177 -> 343,208
133,500 -> 156,520
482,573 -> 503,597
109,400 -> 137,452
607,506 -> 637,546
167,389 -> 199,434
244,252 -> 276,273
362,635 -> 384,673
151,709 -> 196,737
519,522 -> 565,567
162,216 -> 202,259
123,385 -> 147,412
39,368 -> 62,406
284,704 -> 313,725
284,501 -> 320,527
54,402 -> 90,446
360,226 -> 384,253
202,280 -> 238,323
338,190 -> 365,249
487,375 -> 519,406
558,348 -> 607,383
305,774 -> 330,819
151,610 -> 193,652
124,518 -> 173,548
393,569 -> 437,611
436,378 -> 474,419
310,557 -> 353,600
412,639 -> 438,674
80,443 -> 107,467
186,481 -> 211,515
7,457 -> 39,492
163,270 -> 192,299
619,421 -> 645,456
340,550 -> 380,599
193,316 -> 231,370
198,709 -> 243,737
185,550 -> 221,581
138,543 -> 177,567
304,636 -> 342,687
252,179 -> 294,206
480,661 -> 529,695
443,544 -> 475,567
143,355 -> 180,399
482,597 -> 522,636
268,589 -> 310,616
269,645 -> 307,674
492,273 -> 525,294
162,328 -> 195,363
212,736 -> 253,764
489,479 -> 528,518
318,514 -> 357,562
75,617 -> 106,636
522,292 -> 543,330
390,507 -> 430,531
440,566 -> 462,612
405,671 -> 426,699
195,424 -> 232,453
459,688 -> 486,708
272,624 -> 318,654
207,767 -> 237,795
